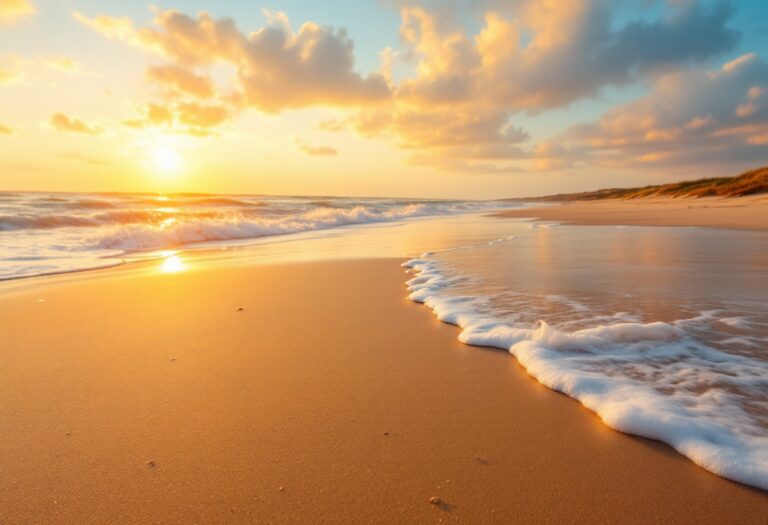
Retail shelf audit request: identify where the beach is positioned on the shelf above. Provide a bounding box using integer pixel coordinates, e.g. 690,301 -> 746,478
0,219 -> 766,523
495,195 -> 768,231
5,0 -> 768,521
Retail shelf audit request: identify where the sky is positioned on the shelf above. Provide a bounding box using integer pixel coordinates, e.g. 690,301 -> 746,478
0,0 -> 767,198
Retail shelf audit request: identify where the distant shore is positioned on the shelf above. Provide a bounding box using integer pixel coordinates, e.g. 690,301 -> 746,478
494,195 -> 768,231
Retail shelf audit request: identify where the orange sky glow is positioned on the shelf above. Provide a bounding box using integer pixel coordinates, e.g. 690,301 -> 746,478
1,0 -> 767,198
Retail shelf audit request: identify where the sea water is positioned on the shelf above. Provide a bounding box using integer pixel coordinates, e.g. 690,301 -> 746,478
0,191 -> 518,279
404,223 -> 768,489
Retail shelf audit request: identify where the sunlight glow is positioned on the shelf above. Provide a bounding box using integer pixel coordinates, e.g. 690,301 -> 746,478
160,253 -> 186,274
152,146 -> 182,173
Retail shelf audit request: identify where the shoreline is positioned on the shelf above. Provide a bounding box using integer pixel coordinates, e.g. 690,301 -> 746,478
0,255 -> 765,522
494,195 -> 768,231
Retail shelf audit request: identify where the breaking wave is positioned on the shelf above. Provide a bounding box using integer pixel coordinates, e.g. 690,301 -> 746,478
93,204 -> 435,251
0,191 -> 520,279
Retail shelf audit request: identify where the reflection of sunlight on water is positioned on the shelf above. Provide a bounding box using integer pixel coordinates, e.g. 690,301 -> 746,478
161,217 -> 177,228
159,252 -> 186,273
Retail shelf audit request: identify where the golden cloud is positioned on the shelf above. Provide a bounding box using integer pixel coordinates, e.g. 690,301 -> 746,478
0,0 -> 36,25
74,8 -> 390,113
122,102 -> 230,138
333,1 -> 741,173
42,57 -> 81,73
0,67 -> 23,85
316,118 -> 347,132
296,138 -> 338,156
562,53 -> 768,170
72,11 -> 138,43
73,2 -> 762,174
50,113 -> 102,135
146,65 -> 214,99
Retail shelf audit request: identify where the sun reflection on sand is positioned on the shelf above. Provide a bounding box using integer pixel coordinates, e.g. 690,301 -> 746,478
159,252 -> 186,273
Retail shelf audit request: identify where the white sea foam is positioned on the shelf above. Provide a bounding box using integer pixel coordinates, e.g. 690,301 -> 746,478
719,317 -> 752,329
403,255 -> 768,490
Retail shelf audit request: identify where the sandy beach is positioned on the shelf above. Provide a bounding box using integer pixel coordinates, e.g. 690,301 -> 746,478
494,196 -> 768,231
0,255 -> 765,523
5,0 -> 768,521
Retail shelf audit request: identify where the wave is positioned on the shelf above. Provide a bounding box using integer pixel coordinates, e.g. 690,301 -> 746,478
93,204 -> 435,251
0,194 -> 520,281
29,197 -> 119,209
403,255 -> 768,490
129,196 -> 264,208
193,197 -> 264,207
73,199 -> 117,209
0,209 -> 225,231
0,214 -> 99,230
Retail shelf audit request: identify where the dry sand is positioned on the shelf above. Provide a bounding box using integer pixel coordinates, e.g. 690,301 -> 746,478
495,195 -> 768,231
0,258 -> 766,523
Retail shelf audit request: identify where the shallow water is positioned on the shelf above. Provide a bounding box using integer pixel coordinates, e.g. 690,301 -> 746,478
405,223 -> 768,489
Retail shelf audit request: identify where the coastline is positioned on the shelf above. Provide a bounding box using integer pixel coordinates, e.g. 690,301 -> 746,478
0,255 -> 765,523
493,195 -> 768,231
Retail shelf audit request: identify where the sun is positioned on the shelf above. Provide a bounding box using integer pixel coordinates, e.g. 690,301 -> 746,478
151,145 -> 182,173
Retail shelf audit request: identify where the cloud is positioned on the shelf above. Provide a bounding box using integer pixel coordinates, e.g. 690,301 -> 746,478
0,0 -> 36,25
0,123 -> 13,135
561,53 -> 768,170
685,115 -> 715,130
74,8 -> 391,113
42,57 -> 81,73
122,102 -> 231,137
177,101 -> 229,128
296,138 -> 338,156
146,64 -> 214,98
316,118 -> 347,132
72,11 -> 137,42
342,0 -> 741,172
50,113 -> 102,135
391,1 -> 738,112
352,105 -> 529,150
406,153 -> 527,174
74,2 -> 756,175
1,56 -> 79,87
0,67 -> 23,85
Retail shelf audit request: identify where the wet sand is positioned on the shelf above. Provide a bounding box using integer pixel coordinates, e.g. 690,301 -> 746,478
0,258 -> 765,523
495,195 -> 768,231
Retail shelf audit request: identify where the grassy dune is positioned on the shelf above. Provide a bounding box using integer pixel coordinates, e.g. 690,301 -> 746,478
524,166 -> 768,201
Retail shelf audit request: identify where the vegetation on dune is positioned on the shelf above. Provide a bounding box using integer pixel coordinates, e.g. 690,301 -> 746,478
522,166 -> 768,201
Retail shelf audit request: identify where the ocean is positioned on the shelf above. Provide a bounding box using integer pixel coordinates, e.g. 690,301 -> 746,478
0,191 -> 516,280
